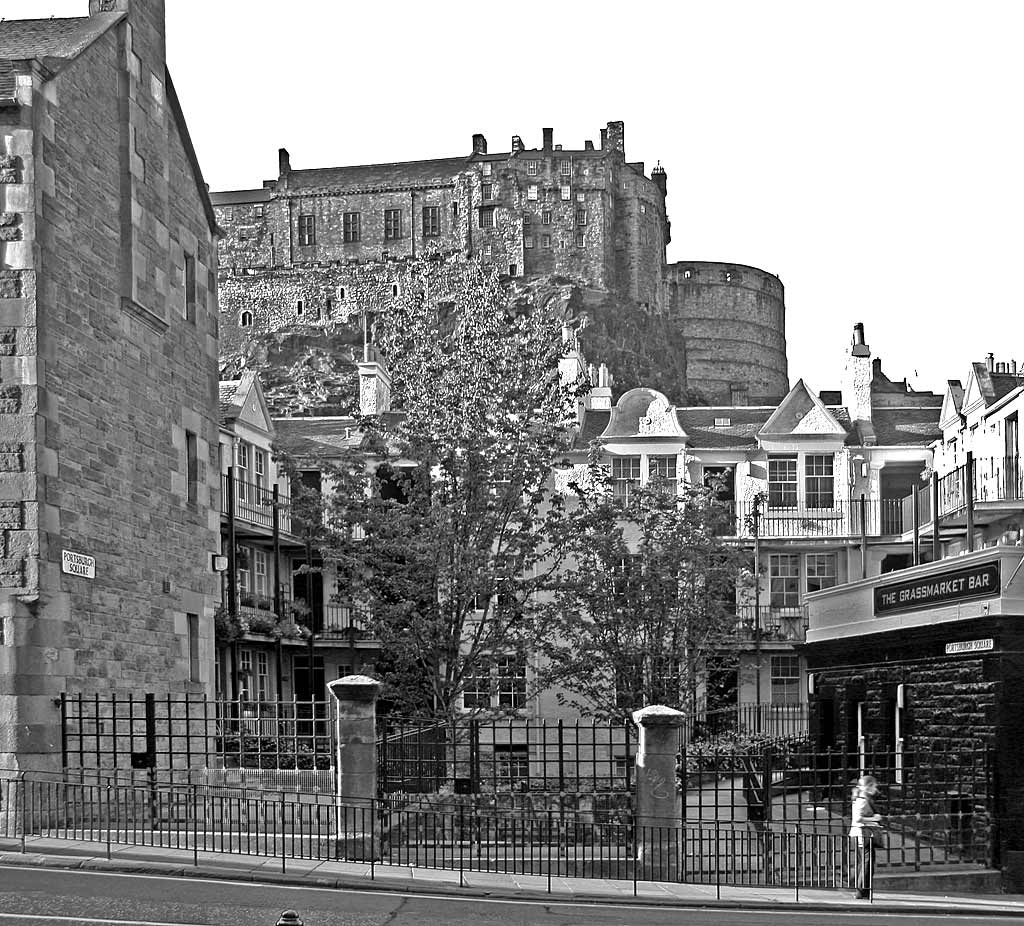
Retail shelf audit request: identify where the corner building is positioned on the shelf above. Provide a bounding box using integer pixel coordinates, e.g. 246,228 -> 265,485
212,123 -> 789,406
0,0 -> 222,773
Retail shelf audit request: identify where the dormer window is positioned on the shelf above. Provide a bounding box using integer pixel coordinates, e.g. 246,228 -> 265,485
714,417 -> 731,428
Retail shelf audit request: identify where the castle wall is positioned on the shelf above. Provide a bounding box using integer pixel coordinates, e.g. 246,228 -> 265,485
0,3 -> 220,772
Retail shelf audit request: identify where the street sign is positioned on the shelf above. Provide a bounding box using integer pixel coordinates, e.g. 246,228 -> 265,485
61,549 -> 95,579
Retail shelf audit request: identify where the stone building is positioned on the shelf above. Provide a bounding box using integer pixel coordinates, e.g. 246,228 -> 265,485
211,123 -> 789,407
802,352 -> 1024,885
0,1 -> 222,773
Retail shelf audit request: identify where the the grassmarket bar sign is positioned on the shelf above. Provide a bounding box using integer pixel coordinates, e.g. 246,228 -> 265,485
874,561 -> 1001,616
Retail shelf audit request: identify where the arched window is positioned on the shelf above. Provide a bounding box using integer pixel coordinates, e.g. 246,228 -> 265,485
392,284 -> 400,297
240,310 -> 253,328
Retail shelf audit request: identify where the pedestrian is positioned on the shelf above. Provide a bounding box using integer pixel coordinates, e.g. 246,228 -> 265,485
849,774 -> 883,899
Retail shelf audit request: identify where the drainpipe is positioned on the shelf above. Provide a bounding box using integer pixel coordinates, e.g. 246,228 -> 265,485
912,489 -> 920,566
273,484 -> 283,699
227,465 -> 239,698
860,494 -> 867,579
931,473 -> 941,561
966,451 -> 975,553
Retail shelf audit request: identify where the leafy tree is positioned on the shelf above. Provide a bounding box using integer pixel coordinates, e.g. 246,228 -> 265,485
279,260 -> 584,719
535,464 -> 752,723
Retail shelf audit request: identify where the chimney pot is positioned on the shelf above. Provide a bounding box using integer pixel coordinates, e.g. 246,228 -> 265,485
598,362 -> 610,388
278,148 -> 291,176
851,322 -> 870,357
511,135 -> 524,153
472,133 -> 487,155
986,352 -> 995,372
584,140 -> 595,151
542,128 -> 553,151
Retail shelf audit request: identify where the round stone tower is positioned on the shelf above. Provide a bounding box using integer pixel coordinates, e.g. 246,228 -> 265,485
663,260 -> 788,404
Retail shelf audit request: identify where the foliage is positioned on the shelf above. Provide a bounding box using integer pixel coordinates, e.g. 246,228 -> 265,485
535,465 -> 752,723
220,734 -> 331,770
278,260 -> 585,719
685,732 -> 813,772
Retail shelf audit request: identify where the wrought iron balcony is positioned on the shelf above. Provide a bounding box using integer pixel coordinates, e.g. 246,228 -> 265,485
734,605 -> 806,642
221,474 -> 292,533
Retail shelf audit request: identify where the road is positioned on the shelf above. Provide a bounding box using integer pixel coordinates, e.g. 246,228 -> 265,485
0,865 -> 1010,926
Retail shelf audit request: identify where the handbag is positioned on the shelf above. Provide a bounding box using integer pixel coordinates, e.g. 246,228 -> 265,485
868,825 -> 887,849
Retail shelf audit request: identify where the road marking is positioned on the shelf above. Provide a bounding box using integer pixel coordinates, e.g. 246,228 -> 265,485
0,865 -> 1016,919
0,915 -> 214,926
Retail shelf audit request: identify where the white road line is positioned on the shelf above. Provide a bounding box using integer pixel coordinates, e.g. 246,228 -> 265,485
0,865 -> 1015,919
0,915 -> 214,926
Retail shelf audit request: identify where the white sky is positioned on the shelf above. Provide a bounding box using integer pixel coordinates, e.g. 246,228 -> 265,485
5,0 -> 1023,398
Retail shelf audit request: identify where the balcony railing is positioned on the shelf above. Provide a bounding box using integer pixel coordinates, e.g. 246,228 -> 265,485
734,605 -> 805,642
221,474 -> 292,533
901,455 -> 1023,526
321,603 -> 373,638
723,498 -> 907,539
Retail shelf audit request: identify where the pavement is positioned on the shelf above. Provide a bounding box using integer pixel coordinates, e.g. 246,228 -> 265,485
1,835 -> 1023,916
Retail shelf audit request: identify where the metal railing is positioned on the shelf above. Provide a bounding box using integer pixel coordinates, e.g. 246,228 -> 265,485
734,606 -> 805,642
321,604 -> 372,637
902,455 -> 1023,527
686,703 -> 809,742
724,499 -> 908,540
220,474 -> 292,532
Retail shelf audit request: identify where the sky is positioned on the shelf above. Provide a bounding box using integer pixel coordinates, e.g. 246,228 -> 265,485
5,1 -> 1023,397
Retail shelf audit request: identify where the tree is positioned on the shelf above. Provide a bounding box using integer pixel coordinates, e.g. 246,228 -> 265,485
279,260 -> 584,719
535,463 -> 752,723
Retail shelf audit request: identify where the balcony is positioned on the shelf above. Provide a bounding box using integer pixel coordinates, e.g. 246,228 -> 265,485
900,455 -> 1023,533
724,498 -> 908,540
320,603 -> 374,639
221,475 -> 292,534
734,605 -> 805,643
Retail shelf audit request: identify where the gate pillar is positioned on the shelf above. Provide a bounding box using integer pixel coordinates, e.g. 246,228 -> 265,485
632,704 -> 686,880
327,674 -> 381,860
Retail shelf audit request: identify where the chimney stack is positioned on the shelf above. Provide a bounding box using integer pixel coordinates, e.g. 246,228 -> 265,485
851,322 -> 869,356
584,140 -> 595,151
605,121 -> 625,155
586,362 -> 613,411
986,352 -> 995,372
358,355 -> 392,416
278,147 -> 291,176
651,163 -> 667,198
472,133 -> 487,155
511,135 -> 524,153
542,127 -> 554,151
843,322 -> 874,433
600,128 -> 608,149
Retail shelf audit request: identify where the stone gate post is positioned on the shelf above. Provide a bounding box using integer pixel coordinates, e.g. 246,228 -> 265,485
632,704 -> 686,881
327,674 -> 381,860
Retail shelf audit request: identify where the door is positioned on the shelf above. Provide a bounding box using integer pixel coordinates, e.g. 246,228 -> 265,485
1006,414 -> 1020,499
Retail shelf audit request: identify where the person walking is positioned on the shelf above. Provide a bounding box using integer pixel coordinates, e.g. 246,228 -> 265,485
849,774 -> 883,899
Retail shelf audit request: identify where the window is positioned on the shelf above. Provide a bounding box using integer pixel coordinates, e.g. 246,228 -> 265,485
523,213 -> 531,227
542,210 -> 552,225
560,185 -> 571,201
640,203 -> 647,214
384,209 -> 402,240
343,211 -> 361,243
575,232 -> 585,247
576,192 -> 585,203
526,160 -> 539,175
508,263 -> 517,276
254,450 -> 266,489
541,234 -> 551,249
496,655 -> 527,709
611,455 -> 641,503
336,286 -> 347,301
768,455 -> 798,508
806,553 -> 838,593
648,455 -> 677,493
482,162 -> 492,177
769,554 -> 800,608
527,185 -> 539,201
494,744 -> 529,785
296,300 -> 303,316
559,158 -> 571,176
392,284 -> 400,297
252,550 -> 267,596
770,655 -> 800,705
254,204 -> 264,218
298,214 -> 315,246
805,454 -> 835,508
184,254 -> 196,323
187,613 -> 200,683
524,235 -> 534,249
422,205 -> 440,237
576,208 -> 587,226
463,662 -> 492,709
185,430 -> 198,504
324,298 -> 333,317
481,182 -> 492,200
479,206 -> 495,228
255,651 -> 269,701
714,417 -> 731,427
236,441 -> 249,473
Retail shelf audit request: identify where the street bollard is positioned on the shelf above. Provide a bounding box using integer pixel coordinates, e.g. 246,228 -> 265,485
276,912 -> 303,926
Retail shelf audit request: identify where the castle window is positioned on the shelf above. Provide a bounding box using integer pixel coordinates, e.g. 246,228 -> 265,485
576,208 -> 587,226
560,185 -> 571,201
296,300 -> 303,315
640,203 -> 647,214
541,234 -> 551,249
298,214 -> 315,246
542,210 -> 552,225
336,286 -> 347,301
523,214 -> 531,226
683,269 -> 692,279
238,229 -> 248,240
325,298 -> 333,316
239,310 -> 253,328
526,160 -> 539,175
482,244 -> 492,262
527,185 -> 538,201
481,182 -> 493,200
575,232 -> 585,247
254,204 -> 265,218
343,212 -> 361,243
722,270 -> 732,282
478,206 -> 495,229
392,284 -> 400,297
509,263 -> 517,276
384,209 -> 402,240
524,235 -> 534,249
422,205 -> 441,237
559,158 -> 571,176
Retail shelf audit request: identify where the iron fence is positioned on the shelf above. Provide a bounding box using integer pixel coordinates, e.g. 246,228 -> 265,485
686,703 -> 809,742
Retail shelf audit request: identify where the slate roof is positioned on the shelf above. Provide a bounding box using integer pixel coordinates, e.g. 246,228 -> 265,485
273,417 -> 362,456
871,407 -> 943,447
972,363 -> 1020,407
284,156 -> 470,192
219,380 -> 241,425
210,188 -> 272,206
0,15 -> 121,66
677,407 -> 777,448
575,409 -> 610,446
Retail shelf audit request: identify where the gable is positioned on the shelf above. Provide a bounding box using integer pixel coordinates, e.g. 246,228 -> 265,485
939,382 -> 965,431
758,379 -> 847,441
234,375 -> 272,434
961,369 -> 985,415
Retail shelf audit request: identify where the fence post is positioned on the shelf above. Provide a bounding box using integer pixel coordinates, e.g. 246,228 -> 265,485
105,778 -> 111,861
19,772 -> 26,854
192,783 -> 198,867
326,675 -> 381,861
631,705 -> 686,883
